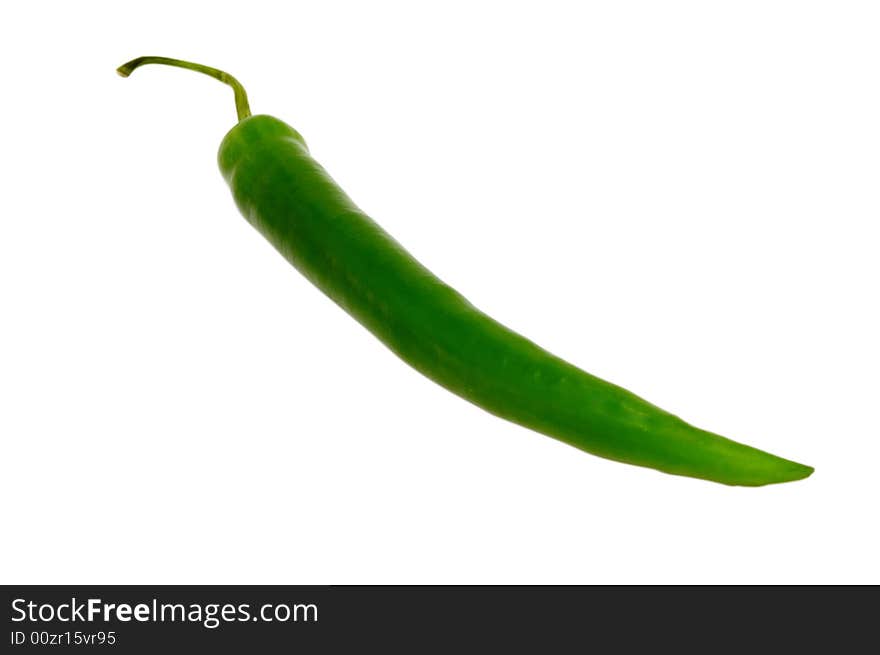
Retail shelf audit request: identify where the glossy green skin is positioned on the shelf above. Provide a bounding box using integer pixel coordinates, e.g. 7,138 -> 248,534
218,114 -> 812,486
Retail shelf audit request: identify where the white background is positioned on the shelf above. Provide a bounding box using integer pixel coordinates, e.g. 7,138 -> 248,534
1,1 -> 877,584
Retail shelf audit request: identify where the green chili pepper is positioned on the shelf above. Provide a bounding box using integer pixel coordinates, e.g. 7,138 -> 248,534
118,56 -> 813,486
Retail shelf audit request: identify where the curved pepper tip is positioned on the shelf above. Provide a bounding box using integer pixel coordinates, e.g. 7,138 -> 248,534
756,460 -> 814,487
787,462 -> 815,482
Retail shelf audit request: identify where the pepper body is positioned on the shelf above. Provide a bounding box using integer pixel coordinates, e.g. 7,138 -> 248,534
218,115 -> 812,486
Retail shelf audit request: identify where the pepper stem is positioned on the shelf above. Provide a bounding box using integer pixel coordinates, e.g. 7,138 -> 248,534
116,56 -> 252,122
